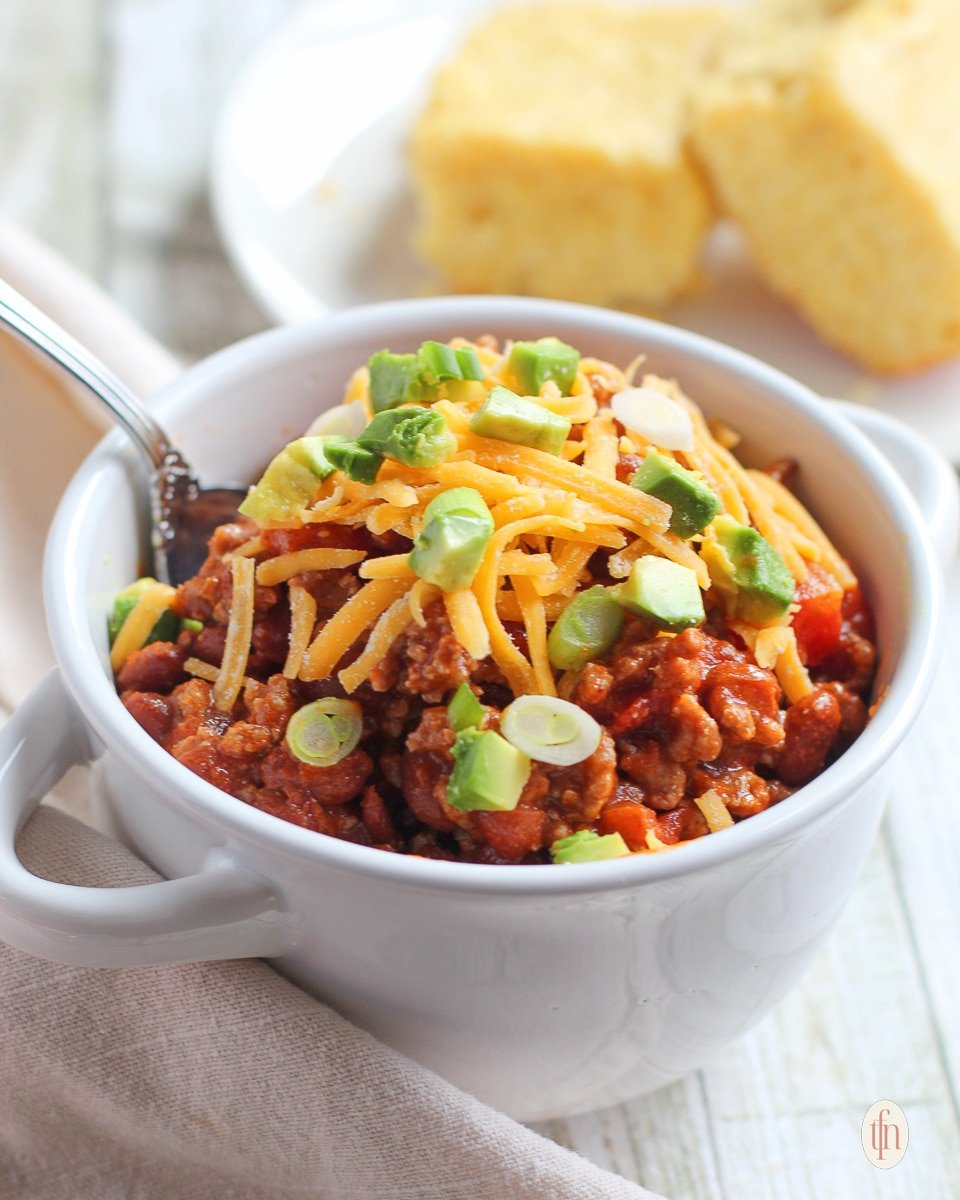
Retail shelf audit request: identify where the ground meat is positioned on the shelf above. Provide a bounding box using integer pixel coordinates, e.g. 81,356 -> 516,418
116,510 -> 877,863
525,729 -> 618,823
778,687 -> 842,785
172,520 -> 279,625
704,662 -> 784,749
260,743 -> 372,806
116,642 -> 187,694
372,604 -> 474,701
619,740 -> 687,810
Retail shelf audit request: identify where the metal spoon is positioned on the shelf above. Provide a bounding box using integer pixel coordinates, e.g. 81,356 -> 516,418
0,277 -> 246,585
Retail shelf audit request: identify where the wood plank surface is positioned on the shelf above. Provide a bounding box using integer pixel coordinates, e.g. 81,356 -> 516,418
1,3 -> 959,1197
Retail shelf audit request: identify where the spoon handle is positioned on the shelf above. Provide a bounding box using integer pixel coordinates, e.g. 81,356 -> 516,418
0,274 -> 177,471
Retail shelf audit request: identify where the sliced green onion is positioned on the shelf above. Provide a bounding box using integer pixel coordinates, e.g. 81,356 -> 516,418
550,829 -> 630,864
455,346 -> 484,381
324,440 -> 383,483
500,695 -> 602,767
286,698 -> 363,768
180,618 -> 204,634
418,340 -> 462,383
447,682 -> 485,732
547,585 -> 625,671
447,728 -> 530,812
357,406 -> 456,468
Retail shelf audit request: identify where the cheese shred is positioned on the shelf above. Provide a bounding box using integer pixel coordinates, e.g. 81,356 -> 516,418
190,340 -> 862,709
214,557 -> 256,712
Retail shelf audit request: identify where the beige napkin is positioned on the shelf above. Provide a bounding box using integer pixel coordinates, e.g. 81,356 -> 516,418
0,221 -> 664,1200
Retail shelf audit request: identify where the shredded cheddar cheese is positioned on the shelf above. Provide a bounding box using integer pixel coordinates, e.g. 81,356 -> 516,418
163,336 -> 862,720
283,583 -> 317,678
693,788 -> 734,832
300,577 -> 411,682
255,548 -> 366,586
214,557 -> 256,712
109,582 -> 176,672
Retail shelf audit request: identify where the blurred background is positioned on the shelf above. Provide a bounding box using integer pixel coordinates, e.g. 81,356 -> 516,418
0,1 -> 286,359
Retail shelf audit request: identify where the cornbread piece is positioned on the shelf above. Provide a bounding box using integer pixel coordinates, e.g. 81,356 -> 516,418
693,0 -> 960,373
410,4 -> 726,308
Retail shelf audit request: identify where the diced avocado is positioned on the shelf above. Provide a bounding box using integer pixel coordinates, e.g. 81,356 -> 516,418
547,585 -> 625,672
469,386 -> 571,456
506,337 -> 580,396
422,487 -> 488,524
630,450 -> 721,540
368,350 -> 424,412
447,728 -> 531,812
550,829 -> 630,863
705,516 -> 796,624
238,436 -> 342,524
324,440 -> 383,483
447,682 -> 485,732
108,577 -> 179,646
357,406 -> 456,468
614,557 -> 705,630
407,505 -> 493,591
408,487 -> 494,590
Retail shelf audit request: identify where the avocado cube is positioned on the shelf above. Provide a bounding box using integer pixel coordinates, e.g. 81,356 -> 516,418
708,516 -> 796,624
447,729 -> 531,812
447,682 -> 485,732
614,557 -> 705,630
506,337 -> 580,395
368,350 -> 425,412
631,450 -> 720,539
469,386 -> 571,456
238,436 -> 341,525
550,830 -> 630,863
407,513 -> 492,591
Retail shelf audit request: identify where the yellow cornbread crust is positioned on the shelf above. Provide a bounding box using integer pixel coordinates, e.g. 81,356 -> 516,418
410,3 -> 727,309
692,0 -> 960,374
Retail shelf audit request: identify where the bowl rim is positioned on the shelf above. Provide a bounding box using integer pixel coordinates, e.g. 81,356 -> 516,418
45,295 -> 943,897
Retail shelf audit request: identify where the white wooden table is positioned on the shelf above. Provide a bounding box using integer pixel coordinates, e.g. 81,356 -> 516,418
2,3 -> 959,1196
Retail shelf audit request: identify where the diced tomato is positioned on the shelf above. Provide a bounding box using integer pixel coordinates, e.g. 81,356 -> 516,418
599,801 -> 657,851
473,808 -> 547,861
792,563 -> 843,666
609,692 -> 651,736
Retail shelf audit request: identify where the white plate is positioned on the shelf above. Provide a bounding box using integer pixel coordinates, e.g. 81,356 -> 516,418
210,0 -> 960,460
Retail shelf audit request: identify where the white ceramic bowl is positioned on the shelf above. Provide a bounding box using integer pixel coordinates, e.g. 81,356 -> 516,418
0,297 -> 950,1120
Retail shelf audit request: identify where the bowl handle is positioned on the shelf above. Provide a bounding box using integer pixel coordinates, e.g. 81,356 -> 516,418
835,401 -> 960,562
0,669 -> 297,967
